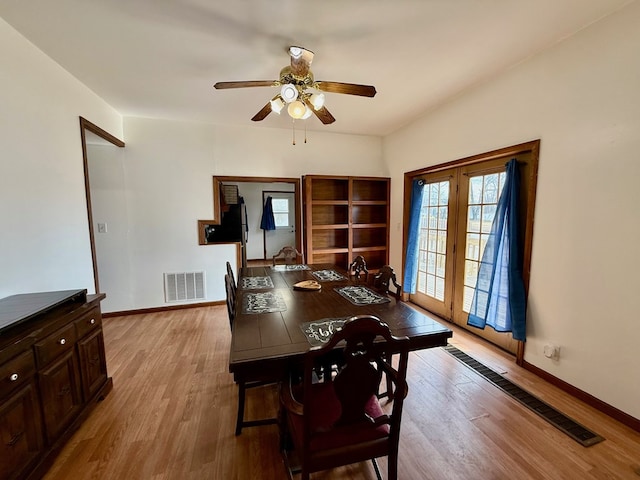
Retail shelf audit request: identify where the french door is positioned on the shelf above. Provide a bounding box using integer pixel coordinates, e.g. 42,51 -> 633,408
407,143 -> 539,355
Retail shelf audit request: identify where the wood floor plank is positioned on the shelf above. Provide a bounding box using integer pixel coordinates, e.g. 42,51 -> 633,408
41,305 -> 640,480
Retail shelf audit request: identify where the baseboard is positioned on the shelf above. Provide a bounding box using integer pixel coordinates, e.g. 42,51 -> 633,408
103,300 -> 224,318
522,360 -> 640,433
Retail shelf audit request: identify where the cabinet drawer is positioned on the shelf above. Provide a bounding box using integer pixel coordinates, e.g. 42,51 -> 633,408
34,323 -> 77,368
0,381 -> 44,480
74,307 -> 101,339
0,350 -> 36,397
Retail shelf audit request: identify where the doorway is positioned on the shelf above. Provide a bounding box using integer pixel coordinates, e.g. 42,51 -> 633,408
79,117 -> 125,294
262,190 -> 296,259
403,140 -> 539,360
212,176 -> 302,264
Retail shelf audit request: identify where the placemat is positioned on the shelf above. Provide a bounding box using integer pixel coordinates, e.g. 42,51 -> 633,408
241,291 -> 287,314
300,317 -> 350,346
311,269 -> 347,282
271,264 -> 311,271
335,286 -> 391,306
240,276 -> 274,289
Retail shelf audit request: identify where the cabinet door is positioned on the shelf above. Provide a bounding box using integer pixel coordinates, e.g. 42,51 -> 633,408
0,382 -> 43,480
77,329 -> 108,401
38,350 -> 82,444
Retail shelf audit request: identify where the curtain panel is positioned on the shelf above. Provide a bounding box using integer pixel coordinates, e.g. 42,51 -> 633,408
403,180 -> 425,294
467,159 -> 527,341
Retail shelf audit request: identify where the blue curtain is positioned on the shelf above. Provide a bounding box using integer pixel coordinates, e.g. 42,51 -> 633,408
260,196 -> 276,231
467,159 -> 527,341
403,180 -> 425,294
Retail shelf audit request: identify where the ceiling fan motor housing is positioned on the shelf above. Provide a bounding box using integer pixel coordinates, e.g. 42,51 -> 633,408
279,66 -> 314,86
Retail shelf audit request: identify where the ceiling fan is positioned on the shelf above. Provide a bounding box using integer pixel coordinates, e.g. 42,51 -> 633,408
214,46 -> 376,125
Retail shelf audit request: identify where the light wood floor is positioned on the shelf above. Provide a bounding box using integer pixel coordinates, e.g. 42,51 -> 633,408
43,305 -> 640,480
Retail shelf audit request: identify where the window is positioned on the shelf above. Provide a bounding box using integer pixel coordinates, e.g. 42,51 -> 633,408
271,198 -> 290,229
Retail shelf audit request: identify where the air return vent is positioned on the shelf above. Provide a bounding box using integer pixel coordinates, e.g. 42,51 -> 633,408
164,272 -> 205,302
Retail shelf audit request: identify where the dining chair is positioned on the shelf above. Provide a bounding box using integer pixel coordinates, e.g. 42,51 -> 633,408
280,315 -> 410,480
224,273 -> 236,329
225,272 -> 277,435
226,261 -> 237,300
272,245 -> 303,266
372,265 -> 403,400
372,265 -> 402,299
348,255 -> 369,281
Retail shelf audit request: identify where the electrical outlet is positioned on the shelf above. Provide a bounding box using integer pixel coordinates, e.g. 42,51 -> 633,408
97,223 -> 107,233
543,344 -> 560,360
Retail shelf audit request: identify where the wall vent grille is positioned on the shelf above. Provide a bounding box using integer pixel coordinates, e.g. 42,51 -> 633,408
164,272 -> 206,302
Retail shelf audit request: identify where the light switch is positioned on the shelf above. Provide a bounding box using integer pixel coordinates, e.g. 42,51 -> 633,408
97,223 -> 107,233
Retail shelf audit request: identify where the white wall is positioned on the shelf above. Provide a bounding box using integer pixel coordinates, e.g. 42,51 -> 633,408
0,18 -> 122,298
91,117 -> 383,311
384,2 -> 640,419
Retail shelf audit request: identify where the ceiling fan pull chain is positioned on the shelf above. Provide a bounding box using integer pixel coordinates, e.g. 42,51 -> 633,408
304,121 -> 307,144
292,119 -> 296,145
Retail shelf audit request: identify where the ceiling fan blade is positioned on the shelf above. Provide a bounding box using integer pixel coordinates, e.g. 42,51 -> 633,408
303,98 -> 335,124
315,81 -> 377,97
289,46 -> 314,78
214,80 -> 277,89
313,106 -> 336,124
251,102 -> 272,122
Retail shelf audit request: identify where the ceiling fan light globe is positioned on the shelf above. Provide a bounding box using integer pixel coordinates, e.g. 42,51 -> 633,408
280,84 -> 298,103
270,97 -> 285,114
310,93 -> 325,110
301,106 -> 313,119
288,100 -> 306,119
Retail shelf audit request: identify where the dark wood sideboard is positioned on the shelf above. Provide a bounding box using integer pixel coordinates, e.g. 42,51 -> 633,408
0,290 -> 112,480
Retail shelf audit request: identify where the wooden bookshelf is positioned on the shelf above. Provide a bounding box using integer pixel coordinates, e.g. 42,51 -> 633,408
303,175 -> 390,270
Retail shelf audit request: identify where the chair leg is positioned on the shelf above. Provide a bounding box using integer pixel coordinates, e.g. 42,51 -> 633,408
235,381 -> 246,436
385,353 -> 395,401
371,458 -> 383,480
236,381 -> 279,435
377,353 -> 395,401
388,451 -> 398,480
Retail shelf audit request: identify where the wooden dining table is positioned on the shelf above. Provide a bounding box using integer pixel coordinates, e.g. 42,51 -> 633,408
229,263 -> 453,384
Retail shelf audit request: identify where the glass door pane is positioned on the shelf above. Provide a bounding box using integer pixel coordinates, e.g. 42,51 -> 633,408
453,160 -> 518,354
410,169 -> 457,319
461,171 -> 506,312
417,181 -> 449,301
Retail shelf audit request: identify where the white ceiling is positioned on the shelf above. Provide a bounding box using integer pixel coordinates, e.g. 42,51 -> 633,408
0,0 -> 632,136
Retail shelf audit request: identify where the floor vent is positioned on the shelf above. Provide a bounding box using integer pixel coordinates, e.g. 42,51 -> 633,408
443,345 -> 604,447
164,272 -> 205,302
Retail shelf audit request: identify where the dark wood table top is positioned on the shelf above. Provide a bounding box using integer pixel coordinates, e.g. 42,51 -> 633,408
229,264 -> 452,381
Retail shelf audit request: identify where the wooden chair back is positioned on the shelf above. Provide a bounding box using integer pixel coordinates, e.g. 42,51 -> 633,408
348,255 -> 369,281
224,273 -> 236,329
281,315 -> 409,480
373,265 -> 402,299
226,261 -> 236,299
272,246 -> 303,265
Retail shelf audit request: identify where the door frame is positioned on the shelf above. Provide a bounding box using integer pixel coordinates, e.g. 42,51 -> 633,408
261,190 -> 296,260
79,117 -> 125,294
212,176 -> 303,260
402,139 -> 540,364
